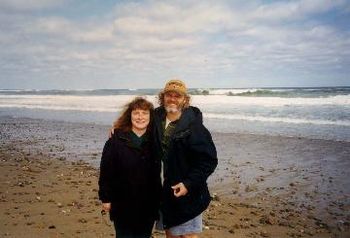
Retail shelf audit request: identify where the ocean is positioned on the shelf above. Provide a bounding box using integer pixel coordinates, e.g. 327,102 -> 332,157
1,87 -> 349,142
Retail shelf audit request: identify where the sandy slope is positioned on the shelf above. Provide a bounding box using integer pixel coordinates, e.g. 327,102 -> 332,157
0,116 -> 349,237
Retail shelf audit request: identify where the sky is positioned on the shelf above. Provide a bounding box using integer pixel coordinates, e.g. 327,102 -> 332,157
0,0 -> 349,89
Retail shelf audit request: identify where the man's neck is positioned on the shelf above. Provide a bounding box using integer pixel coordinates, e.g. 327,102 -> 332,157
166,111 -> 182,122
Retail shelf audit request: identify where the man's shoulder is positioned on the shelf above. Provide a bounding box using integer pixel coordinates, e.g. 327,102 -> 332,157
154,106 -> 164,113
154,107 -> 165,118
187,106 -> 201,114
183,106 -> 202,124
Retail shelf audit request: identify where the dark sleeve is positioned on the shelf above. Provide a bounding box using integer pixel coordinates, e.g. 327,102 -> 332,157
182,124 -> 218,192
150,150 -> 162,219
98,138 -> 115,203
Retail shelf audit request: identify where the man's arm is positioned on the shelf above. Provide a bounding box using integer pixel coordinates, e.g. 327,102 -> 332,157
182,124 -> 218,193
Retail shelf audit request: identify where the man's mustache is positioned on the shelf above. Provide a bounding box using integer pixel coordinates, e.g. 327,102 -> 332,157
165,107 -> 179,113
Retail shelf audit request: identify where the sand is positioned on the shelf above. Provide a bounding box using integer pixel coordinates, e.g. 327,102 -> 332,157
0,116 -> 349,237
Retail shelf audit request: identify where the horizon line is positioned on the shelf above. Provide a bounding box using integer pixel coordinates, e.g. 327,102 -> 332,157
1,86 -> 350,91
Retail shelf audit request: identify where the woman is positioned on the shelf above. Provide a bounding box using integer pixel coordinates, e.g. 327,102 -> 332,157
98,97 -> 161,238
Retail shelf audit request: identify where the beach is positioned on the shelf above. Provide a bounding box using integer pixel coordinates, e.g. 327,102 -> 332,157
0,116 -> 349,237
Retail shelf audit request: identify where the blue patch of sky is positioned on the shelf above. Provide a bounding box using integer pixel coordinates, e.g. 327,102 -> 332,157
35,0 -> 122,20
315,8 -> 350,32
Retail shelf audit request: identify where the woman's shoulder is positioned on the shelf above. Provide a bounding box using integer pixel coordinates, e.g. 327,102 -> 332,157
110,129 -> 132,145
112,128 -> 127,137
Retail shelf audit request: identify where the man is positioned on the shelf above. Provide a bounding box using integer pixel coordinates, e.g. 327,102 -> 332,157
154,79 -> 217,238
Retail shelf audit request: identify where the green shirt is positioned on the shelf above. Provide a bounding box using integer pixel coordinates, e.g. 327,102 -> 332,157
161,119 -> 178,162
129,131 -> 146,149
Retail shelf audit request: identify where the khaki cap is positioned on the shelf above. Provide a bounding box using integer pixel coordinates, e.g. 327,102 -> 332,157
163,79 -> 187,95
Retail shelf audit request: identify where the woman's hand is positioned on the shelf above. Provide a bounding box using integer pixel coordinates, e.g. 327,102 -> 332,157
102,202 -> 111,212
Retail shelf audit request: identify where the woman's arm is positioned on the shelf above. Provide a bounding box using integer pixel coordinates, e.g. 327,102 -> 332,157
98,138 -> 115,203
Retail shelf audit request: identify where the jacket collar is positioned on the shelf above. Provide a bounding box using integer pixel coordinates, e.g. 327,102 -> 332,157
113,130 -> 149,150
154,106 -> 202,136
115,130 -> 129,141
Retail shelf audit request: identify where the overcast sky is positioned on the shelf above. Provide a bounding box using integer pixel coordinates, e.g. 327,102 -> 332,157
0,0 -> 349,89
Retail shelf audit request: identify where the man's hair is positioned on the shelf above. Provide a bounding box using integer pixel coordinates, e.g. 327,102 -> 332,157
157,91 -> 191,108
113,97 -> 154,132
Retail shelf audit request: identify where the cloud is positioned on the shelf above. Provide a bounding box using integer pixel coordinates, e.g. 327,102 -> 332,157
31,17 -> 72,34
30,17 -> 115,43
113,2 -> 234,35
0,0 -> 349,89
250,0 -> 347,21
73,26 -> 115,43
0,0 -> 67,11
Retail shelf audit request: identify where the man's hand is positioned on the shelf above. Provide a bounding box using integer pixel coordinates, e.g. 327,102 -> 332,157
102,202 -> 111,212
171,182 -> 188,197
108,127 -> 115,138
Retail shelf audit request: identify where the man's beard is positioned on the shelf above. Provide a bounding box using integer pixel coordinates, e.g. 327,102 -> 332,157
165,104 -> 181,113
165,106 -> 179,113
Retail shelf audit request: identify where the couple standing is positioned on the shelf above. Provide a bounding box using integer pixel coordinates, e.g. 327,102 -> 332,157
98,79 -> 218,238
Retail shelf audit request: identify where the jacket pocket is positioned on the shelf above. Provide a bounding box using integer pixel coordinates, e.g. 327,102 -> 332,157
173,129 -> 191,141
171,193 -> 197,214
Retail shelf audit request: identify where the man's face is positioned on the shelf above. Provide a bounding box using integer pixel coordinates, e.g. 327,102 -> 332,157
164,91 -> 185,113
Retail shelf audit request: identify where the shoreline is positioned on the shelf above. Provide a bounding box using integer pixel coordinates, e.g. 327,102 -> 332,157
1,116 -> 349,237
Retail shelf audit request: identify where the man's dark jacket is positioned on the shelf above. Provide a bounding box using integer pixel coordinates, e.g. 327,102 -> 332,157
154,106 -> 218,228
98,130 -> 161,230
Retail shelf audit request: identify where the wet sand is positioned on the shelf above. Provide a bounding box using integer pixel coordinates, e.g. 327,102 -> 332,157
0,116 -> 349,237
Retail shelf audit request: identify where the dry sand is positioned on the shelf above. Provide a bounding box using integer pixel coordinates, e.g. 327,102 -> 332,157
0,116 -> 349,237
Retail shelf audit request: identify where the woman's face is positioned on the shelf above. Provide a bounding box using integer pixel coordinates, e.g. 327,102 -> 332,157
131,109 -> 150,131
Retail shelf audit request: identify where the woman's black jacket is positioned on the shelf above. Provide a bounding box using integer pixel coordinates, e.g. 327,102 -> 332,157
153,106 -> 218,228
98,130 -> 161,229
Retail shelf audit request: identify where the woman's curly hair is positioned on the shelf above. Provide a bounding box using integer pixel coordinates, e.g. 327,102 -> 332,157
113,97 -> 154,132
